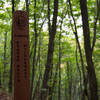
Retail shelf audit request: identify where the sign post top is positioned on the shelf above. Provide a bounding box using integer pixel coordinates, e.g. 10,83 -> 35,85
13,10 -> 29,36
13,10 -> 28,16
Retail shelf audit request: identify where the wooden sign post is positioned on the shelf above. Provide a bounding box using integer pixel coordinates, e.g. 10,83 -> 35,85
13,11 -> 30,100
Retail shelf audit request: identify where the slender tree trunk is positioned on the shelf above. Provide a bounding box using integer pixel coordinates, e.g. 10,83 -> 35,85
74,32 -> 89,100
40,0 -> 58,99
25,0 -> 29,14
30,0 -> 38,99
65,62 -> 69,100
66,62 -> 72,100
68,0 -> 89,99
80,0 -> 98,100
92,0 -> 100,53
58,39 -> 61,100
0,67 -> 1,87
48,0 -> 51,35
58,15 -> 63,100
3,32 -> 7,89
48,1 -> 53,99
48,72 -> 53,99
33,75 -> 41,100
50,64 -> 58,100
75,44 -> 82,99
33,18 -> 46,100
9,0 -> 15,93
65,87 -> 68,100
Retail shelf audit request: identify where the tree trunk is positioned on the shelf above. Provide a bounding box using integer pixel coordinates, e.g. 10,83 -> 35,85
0,69 -> 1,87
67,62 -> 72,100
48,0 -> 51,35
25,0 -> 29,14
80,0 -> 98,100
33,75 -> 41,100
40,0 -> 58,99
48,0 -> 53,99
9,0 -> 15,93
75,44 -> 82,99
30,0 -> 38,99
50,64 -> 58,100
3,32 -> 7,89
58,15 -> 63,100
68,0 -> 89,99
32,18 -> 46,100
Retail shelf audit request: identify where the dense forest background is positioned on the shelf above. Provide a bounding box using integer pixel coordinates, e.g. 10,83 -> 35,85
0,0 -> 100,100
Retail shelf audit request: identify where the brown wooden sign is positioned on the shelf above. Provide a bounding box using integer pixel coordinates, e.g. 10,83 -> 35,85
13,11 -> 30,100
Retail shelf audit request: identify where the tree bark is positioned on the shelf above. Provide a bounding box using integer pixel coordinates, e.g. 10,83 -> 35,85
30,0 -> 38,99
33,18 -> 46,100
50,64 -> 58,100
75,44 -> 82,99
91,0 -> 100,53
58,15 -> 63,100
48,0 -> 51,35
25,0 -> 29,14
80,0 -> 98,100
67,62 -> 72,100
9,0 -> 15,93
40,0 -> 58,99
0,68 -> 1,87
3,32 -> 7,89
68,0 -> 89,99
